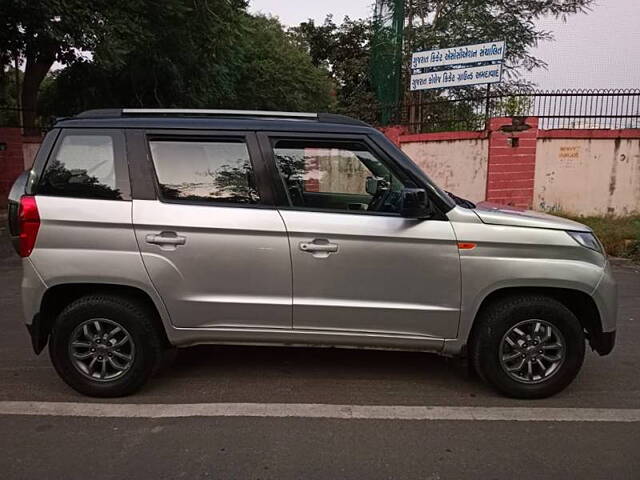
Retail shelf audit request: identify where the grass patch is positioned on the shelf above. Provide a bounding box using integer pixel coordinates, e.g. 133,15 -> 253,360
561,213 -> 640,261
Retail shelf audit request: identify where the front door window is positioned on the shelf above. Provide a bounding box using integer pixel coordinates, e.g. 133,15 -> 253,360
273,140 -> 407,214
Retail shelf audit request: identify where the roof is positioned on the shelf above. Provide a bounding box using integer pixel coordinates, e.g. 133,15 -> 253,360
54,108 -> 374,134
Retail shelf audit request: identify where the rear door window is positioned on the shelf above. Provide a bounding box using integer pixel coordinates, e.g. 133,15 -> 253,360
148,139 -> 260,205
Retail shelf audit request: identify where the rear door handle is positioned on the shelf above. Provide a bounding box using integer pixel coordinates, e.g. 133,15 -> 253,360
299,239 -> 338,258
145,232 -> 186,249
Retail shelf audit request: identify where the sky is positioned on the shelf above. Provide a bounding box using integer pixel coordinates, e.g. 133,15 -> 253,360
249,0 -> 640,90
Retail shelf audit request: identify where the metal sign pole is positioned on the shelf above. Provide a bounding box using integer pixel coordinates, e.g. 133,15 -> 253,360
484,83 -> 492,130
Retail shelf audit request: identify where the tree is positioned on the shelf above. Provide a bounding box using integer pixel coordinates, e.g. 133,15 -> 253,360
386,0 -> 593,129
289,16 -> 338,70
39,10 -> 334,117
290,16 -> 378,122
292,1 -> 594,125
0,65 -> 21,126
398,0 -> 594,81
0,0 -> 146,133
230,15 -> 334,112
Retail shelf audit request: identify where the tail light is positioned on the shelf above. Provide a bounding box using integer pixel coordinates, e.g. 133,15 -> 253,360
17,196 -> 40,257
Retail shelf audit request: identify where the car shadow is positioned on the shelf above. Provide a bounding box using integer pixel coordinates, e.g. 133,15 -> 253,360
144,344 -> 493,404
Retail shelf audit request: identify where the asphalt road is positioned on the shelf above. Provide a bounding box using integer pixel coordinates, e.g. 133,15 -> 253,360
1,232 -> 639,479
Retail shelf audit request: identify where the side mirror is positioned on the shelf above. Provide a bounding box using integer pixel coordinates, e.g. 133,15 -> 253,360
400,188 -> 431,219
365,176 -> 389,196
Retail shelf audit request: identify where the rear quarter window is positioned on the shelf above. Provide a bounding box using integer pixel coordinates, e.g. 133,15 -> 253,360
38,130 -> 127,200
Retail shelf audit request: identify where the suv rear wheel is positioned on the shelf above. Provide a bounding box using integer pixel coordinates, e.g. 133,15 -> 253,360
470,295 -> 585,399
49,294 -> 164,397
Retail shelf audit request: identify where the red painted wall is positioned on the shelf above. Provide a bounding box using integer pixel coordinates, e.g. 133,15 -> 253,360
0,128 -> 25,209
378,126 -> 410,147
485,117 -> 539,209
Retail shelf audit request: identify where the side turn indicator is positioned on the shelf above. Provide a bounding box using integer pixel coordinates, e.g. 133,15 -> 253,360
457,242 -> 477,250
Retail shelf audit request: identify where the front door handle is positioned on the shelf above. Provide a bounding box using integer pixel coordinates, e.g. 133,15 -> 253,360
299,239 -> 338,258
145,231 -> 186,250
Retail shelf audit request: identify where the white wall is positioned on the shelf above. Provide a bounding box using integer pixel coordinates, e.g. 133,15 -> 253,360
401,139 -> 489,203
534,138 -> 640,215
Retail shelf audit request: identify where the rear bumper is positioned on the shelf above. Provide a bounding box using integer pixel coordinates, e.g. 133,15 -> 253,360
26,314 -> 49,355
589,330 -> 616,356
22,259 -> 48,355
22,258 -> 47,326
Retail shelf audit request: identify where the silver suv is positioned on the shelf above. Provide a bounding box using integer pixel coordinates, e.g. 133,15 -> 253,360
7,109 -> 617,398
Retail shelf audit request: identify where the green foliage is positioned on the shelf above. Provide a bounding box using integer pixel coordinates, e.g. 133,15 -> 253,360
394,0 -> 594,78
377,0 -> 593,125
558,213 -> 640,261
39,8 -> 333,116
0,0 -> 151,130
2,0 -> 595,127
0,66 -> 21,125
290,0 -> 593,125
230,15 -> 334,112
0,0 -> 139,66
290,16 -> 378,123
39,0 -> 248,112
495,95 -> 534,117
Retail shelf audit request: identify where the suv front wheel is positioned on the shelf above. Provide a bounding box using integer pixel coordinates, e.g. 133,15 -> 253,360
49,294 -> 164,397
471,295 -> 586,399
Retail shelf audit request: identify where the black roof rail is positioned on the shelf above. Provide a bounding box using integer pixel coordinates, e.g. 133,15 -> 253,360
317,113 -> 370,127
73,108 -> 370,126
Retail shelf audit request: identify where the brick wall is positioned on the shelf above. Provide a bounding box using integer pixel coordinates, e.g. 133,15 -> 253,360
485,117 -> 539,209
0,128 -> 25,209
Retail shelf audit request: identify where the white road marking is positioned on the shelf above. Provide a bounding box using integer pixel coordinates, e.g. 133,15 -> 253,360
0,401 -> 640,422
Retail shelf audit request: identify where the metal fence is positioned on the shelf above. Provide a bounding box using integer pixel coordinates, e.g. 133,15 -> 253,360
379,89 -> 640,133
0,106 -> 23,127
3,89 -> 640,134
0,106 -> 48,132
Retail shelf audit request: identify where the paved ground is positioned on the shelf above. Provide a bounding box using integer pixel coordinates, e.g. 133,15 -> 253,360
1,230 -> 639,479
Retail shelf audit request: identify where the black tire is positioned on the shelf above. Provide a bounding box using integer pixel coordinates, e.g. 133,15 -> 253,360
470,295 -> 585,399
49,294 -> 164,397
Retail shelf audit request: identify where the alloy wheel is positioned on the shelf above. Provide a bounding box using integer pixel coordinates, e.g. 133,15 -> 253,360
68,318 -> 135,382
499,319 -> 566,384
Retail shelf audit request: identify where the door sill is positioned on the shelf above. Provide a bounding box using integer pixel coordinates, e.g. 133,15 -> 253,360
167,325 -> 445,353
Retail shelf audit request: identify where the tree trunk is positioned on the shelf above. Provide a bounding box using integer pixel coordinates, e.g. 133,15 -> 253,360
21,44 -> 56,136
14,54 -> 22,128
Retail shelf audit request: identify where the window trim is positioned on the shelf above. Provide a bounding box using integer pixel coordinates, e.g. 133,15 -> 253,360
26,128 -> 60,195
257,132 -> 422,218
142,130 -> 276,209
35,128 -> 130,201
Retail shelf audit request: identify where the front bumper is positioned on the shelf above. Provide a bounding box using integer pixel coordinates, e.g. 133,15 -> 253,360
589,260 -> 618,356
592,260 -> 618,334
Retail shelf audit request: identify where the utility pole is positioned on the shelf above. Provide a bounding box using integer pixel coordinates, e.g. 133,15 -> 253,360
372,0 -> 406,125
391,0 -> 405,113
